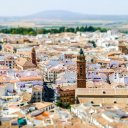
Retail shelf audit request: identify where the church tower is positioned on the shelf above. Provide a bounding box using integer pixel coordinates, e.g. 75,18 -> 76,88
77,48 -> 86,88
31,47 -> 37,66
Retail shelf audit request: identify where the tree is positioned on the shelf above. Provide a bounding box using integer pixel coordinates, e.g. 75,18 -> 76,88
76,27 -> 80,32
79,26 -> 85,32
56,102 -> 62,107
66,28 -> 75,33
56,102 -> 71,109
0,26 -> 107,35
88,40 -> 97,48
59,27 -> 65,33
87,26 -> 95,32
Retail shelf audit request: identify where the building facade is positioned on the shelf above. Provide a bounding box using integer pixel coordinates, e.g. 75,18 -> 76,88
119,40 -> 128,55
57,86 -> 75,104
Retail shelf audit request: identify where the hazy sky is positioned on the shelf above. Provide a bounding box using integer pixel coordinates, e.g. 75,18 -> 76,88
0,0 -> 128,16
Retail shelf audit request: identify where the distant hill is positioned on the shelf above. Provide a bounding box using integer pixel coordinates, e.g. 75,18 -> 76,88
26,10 -> 87,20
0,10 -> 128,26
25,10 -> 128,22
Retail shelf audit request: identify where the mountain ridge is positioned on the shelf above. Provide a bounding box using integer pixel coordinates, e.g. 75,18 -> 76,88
24,10 -> 128,22
0,10 -> 128,23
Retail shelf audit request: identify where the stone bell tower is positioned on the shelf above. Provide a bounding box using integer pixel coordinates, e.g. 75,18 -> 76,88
77,48 -> 86,88
31,47 -> 37,66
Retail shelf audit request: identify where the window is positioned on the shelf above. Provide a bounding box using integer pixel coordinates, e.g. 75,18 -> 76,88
80,68 -> 83,76
114,101 -> 117,104
33,93 -> 36,96
91,101 -> 94,104
103,91 -> 106,94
